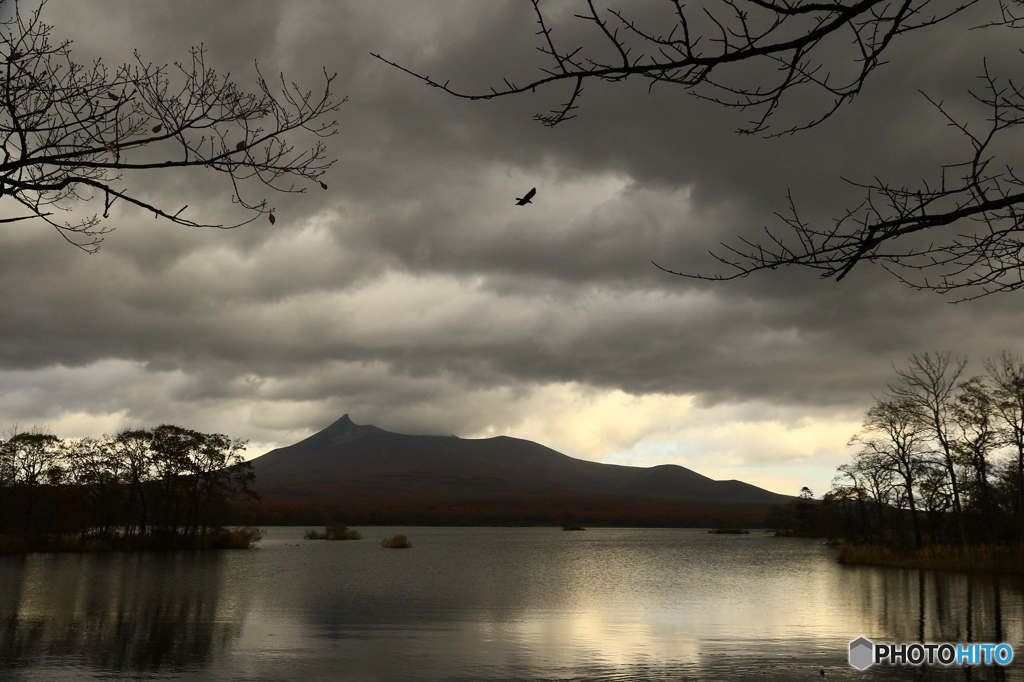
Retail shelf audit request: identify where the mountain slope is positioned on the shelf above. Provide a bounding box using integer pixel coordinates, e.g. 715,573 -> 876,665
249,415 -> 791,510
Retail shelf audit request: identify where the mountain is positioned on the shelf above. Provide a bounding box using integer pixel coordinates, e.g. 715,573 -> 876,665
242,415 -> 793,527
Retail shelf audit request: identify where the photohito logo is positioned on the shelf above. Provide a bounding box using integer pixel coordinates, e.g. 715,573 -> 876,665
849,637 -> 1014,670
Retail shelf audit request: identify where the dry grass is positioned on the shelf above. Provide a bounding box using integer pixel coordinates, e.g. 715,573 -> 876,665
838,543 -> 1024,573
381,534 -> 412,549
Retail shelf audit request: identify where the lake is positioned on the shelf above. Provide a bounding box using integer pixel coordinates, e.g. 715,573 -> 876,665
0,527 -> 1021,680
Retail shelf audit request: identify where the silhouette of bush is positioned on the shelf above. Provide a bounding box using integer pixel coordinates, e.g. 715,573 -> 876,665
214,526 -> 265,549
381,534 -> 411,548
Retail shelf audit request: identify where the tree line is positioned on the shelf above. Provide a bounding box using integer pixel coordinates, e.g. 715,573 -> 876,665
0,424 -> 257,550
774,352 -> 1024,547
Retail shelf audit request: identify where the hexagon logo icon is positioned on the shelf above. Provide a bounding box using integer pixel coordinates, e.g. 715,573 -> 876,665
849,637 -> 874,670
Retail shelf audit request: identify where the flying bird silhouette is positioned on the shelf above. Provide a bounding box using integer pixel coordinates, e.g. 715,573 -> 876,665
515,187 -> 536,205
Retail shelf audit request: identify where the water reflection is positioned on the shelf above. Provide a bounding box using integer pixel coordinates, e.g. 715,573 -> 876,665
845,565 -> 1024,650
0,550 -> 250,675
0,528 -> 1022,680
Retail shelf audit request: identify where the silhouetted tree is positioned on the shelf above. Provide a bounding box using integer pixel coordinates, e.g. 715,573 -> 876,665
0,424 -> 257,550
68,436 -> 124,539
0,0 -> 342,251
888,352 -> 968,542
952,377 -> 1001,536
825,352 -> 1024,547
765,486 -> 832,536
0,429 -> 64,532
986,352 -> 1024,539
110,428 -> 155,537
845,452 -> 899,540
382,2 -> 1024,298
850,398 -> 928,547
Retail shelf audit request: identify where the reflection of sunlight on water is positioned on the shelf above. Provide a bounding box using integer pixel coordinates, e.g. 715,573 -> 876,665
510,613 -> 702,669
216,528 -> 1024,680
236,601 -> 315,659
512,529 -> 856,656
4,527 -> 1024,680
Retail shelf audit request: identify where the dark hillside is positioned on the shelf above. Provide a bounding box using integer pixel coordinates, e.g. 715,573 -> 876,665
242,415 -> 791,526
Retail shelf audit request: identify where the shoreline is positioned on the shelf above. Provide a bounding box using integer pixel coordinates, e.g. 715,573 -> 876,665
0,527 -> 264,555
837,542 -> 1024,574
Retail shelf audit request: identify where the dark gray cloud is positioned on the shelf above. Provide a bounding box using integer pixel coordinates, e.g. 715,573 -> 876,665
0,0 -> 1020,492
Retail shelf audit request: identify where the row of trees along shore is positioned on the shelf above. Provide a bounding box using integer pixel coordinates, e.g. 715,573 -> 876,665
771,352 -> 1024,571
0,425 -> 260,552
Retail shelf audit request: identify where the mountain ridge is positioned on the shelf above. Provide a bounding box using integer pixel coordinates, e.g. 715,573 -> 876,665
245,415 -> 792,524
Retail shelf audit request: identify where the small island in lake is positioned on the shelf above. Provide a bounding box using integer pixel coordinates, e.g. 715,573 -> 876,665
0,425 -> 262,554
561,515 -> 585,530
305,522 -> 362,540
381,534 -> 412,548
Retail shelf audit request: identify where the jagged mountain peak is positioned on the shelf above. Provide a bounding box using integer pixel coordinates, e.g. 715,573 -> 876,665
327,413 -> 357,430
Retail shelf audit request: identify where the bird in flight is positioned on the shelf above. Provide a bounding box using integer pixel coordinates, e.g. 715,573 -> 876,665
515,188 -> 536,206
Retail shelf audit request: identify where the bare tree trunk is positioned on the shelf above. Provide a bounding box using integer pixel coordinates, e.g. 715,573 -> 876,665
889,352 -> 968,544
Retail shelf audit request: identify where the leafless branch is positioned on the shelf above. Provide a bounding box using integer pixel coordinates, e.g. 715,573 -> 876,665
0,0 -> 344,252
374,0 -> 977,131
662,67 -> 1024,299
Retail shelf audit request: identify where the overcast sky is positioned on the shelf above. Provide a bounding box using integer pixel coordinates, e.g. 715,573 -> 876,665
2,0 -> 1022,495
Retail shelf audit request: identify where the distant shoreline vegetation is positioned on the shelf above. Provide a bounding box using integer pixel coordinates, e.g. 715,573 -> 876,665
0,425 -> 262,554
767,352 -> 1024,573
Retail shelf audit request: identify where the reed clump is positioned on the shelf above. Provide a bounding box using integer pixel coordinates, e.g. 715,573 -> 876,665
838,543 -> 1024,573
381,534 -> 412,549
305,522 -> 362,541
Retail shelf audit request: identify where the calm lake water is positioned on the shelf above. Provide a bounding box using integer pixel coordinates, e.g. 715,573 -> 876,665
0,527 -> 1022,681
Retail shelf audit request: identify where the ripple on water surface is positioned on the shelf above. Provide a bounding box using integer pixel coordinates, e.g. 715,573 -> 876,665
1,527 -> 1021,681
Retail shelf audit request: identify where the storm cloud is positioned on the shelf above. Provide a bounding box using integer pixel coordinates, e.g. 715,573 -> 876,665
1,0 -> 1021,494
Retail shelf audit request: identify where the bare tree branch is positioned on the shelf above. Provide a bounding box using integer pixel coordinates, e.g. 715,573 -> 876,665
378,0 -> 1024,299
661,67 -> 1024,299
374,0 -> 976,132
0,0 -> 344,252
